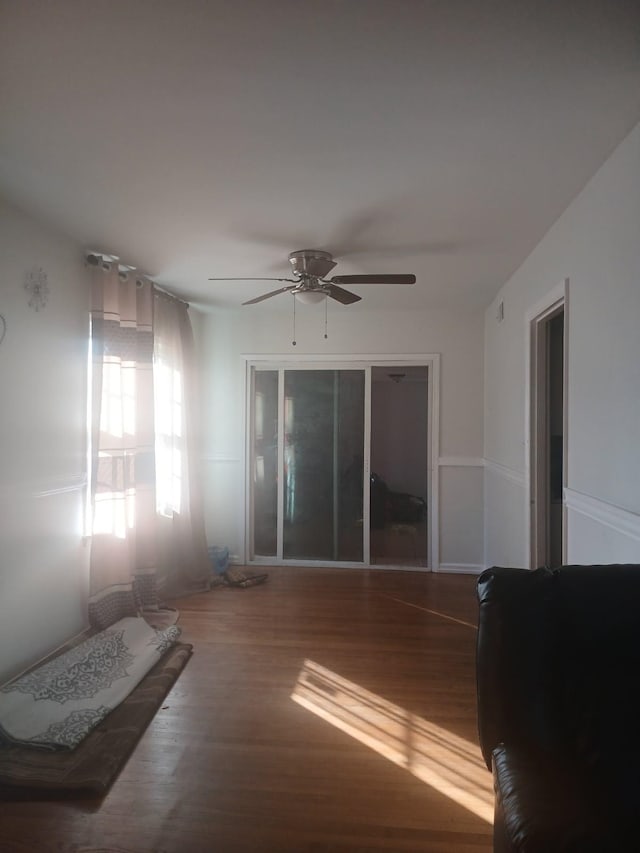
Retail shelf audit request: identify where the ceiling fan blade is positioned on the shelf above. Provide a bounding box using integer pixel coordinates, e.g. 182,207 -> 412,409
330,274 -> 416,285
242,285 -> 295,305
208,276 -> 296,282
326,284 -> 361,305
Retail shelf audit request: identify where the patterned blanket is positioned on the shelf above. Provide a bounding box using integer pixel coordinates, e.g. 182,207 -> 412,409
0,617 -> 181,751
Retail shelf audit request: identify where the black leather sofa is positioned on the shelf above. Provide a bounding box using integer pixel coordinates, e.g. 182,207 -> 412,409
476,564 -> 640,852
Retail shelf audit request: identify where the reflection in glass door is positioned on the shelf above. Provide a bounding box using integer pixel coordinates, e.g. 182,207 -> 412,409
370,366 -> 429,567
250,367 -> 365,563
252,370 -> 278,557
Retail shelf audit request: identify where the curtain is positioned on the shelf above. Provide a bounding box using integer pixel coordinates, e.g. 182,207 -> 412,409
88,260 -> 209,629
152,289 -> 210,599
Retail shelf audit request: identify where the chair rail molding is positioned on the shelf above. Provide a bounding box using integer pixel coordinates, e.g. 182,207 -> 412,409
0,473 -> 87,501
564,488 -> 640,543
35,473 -> 87,499
483,458 -> 526,487
438,456 -> 484,468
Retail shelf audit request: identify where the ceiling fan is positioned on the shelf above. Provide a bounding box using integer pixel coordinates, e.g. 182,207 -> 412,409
208,249 -> 416,305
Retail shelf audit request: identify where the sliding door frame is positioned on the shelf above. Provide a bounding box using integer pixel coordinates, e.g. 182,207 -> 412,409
243,353 -> 440,571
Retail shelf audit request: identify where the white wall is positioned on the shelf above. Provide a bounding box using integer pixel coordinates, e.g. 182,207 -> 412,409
485,121 -> 640,567
0,198 -> 89,684
197,304 -> 485,571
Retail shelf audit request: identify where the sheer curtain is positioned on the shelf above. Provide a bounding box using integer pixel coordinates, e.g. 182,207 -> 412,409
152,289 -> 210,599
88,260 -> 209,629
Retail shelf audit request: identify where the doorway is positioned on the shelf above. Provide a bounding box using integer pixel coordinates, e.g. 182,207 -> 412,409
530,296 -> 567,569
246,358 -> 437,569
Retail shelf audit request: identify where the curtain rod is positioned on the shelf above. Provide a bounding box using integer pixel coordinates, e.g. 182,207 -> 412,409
85,253 -> 190,307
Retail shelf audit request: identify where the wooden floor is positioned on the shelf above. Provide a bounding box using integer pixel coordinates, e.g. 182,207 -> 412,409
0,568 -> 493,853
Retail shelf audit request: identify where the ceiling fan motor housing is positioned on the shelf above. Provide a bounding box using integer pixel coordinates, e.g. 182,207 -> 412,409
288,249 -> 337,281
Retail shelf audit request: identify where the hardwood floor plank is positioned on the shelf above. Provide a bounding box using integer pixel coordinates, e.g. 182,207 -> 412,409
0,568 -> 492,852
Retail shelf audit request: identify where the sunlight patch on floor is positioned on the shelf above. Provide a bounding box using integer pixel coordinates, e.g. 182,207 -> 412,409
291,659 -> 493,824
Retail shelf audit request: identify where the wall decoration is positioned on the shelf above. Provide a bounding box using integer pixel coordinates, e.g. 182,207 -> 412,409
24,266 -> 50,311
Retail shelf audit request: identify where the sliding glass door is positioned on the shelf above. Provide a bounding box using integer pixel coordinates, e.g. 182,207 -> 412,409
250,366 -> 365,563
248,358 -> 434,568
283,370 -> 364,561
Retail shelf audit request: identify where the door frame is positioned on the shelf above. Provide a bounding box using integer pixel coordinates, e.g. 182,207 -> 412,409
524,279 -> 569,569
242,353 -> 440,570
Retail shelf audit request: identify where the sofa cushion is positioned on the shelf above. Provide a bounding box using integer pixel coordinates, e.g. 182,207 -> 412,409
492,745 -> 630,853
556,566 -> 640,774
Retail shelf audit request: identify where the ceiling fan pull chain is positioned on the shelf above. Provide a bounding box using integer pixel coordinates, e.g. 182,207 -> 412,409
324,296 -> 328,340
292,293 -> 297,346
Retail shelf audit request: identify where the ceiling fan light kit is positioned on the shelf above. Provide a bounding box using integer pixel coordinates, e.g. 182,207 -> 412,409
293,290 -> 327,304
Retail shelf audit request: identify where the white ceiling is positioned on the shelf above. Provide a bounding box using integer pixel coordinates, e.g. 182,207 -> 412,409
1,1 -> 639,312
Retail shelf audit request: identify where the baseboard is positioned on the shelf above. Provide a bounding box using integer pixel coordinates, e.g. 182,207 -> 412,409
1,624 -> 90,689
437,563 -> 485,575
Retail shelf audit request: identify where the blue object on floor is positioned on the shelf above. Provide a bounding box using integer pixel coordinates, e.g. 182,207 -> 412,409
208,545 -> 230,575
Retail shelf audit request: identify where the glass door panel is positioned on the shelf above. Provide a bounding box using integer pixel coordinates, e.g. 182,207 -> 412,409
252,370 -> 278,557
370,366 -> 428,567
283,369 -> 364,561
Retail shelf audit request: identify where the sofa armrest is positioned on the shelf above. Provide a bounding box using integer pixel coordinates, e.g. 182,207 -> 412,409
476,567 -> 558,769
